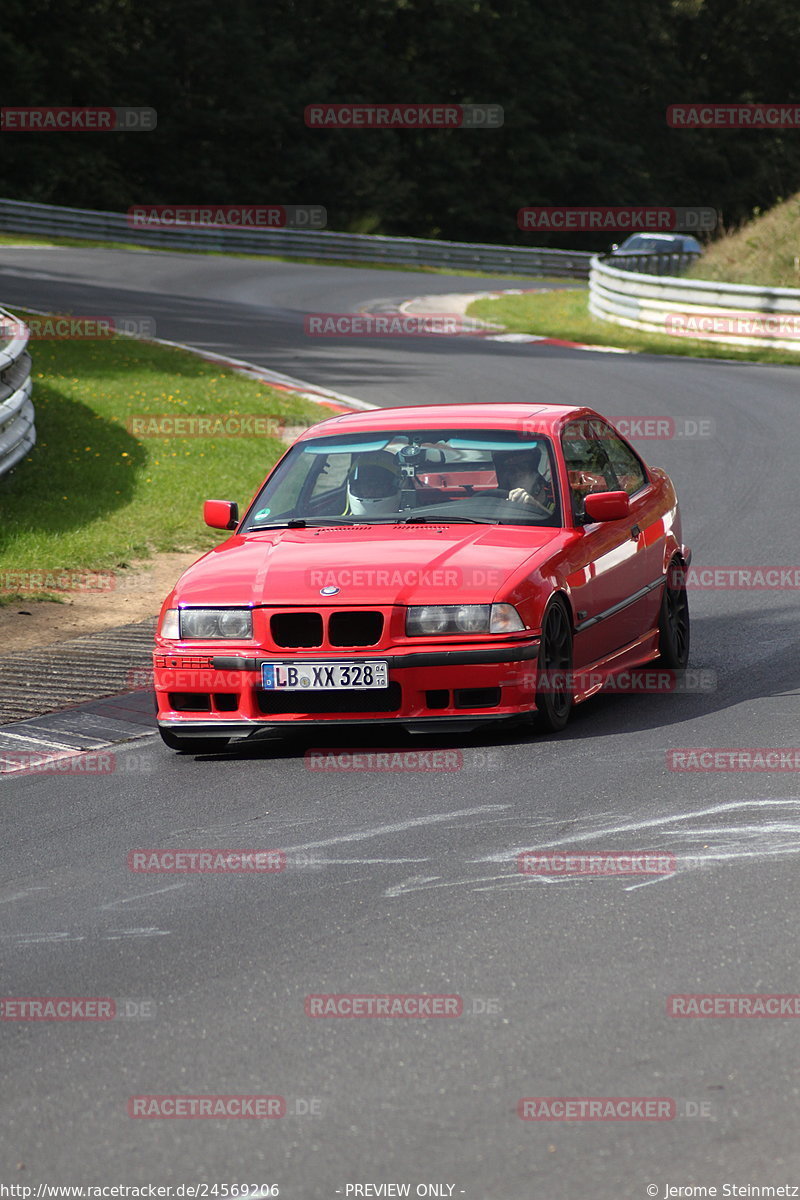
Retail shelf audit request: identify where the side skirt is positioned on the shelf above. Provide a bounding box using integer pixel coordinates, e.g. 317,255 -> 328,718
571,629 -> 661,705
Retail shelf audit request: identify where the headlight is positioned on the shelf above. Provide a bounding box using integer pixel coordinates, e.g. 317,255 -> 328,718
217,610 -> 253,638
159,609 -> 180,639
454,604 -> 490,632
406,603 -> 525,636
407,605 -> 455,636
179,608 -> 253,640
489,603 -> 526,634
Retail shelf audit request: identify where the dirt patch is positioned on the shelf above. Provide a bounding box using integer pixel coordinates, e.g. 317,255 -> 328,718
0,550 -> 201,654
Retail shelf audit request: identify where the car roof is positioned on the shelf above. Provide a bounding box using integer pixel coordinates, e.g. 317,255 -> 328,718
295,402 -> 597,441
623,232 -> 681,242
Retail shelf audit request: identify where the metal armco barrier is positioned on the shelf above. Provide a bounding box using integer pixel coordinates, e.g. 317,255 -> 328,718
0,309 -> 35,479
589,255 -> 800,351
603,251 -> 700,275
0,198 -> 593,278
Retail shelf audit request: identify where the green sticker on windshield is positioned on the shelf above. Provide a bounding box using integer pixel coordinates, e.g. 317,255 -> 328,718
254,507 -> 271,519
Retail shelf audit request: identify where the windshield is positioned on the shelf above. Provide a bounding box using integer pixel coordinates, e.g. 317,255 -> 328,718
618,235 -> 681,252
242,429 -> 563,528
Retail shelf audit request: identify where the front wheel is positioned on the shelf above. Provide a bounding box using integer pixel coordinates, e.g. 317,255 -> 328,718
657,558 -> 690,669
535,597 -> 574,733
158,727 -> 230,754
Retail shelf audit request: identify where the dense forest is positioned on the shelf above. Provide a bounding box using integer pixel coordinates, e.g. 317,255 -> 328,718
2,0 -> 800,248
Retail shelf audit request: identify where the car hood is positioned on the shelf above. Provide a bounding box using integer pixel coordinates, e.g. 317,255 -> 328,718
171,524 -> 563,607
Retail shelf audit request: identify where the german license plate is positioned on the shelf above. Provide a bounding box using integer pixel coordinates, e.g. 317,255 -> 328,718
261,661 -> 389,690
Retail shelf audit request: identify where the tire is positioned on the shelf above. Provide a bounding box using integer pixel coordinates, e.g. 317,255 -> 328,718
657,558 -> 690,669
158,727 -> 230,754
535,596 -> 574,733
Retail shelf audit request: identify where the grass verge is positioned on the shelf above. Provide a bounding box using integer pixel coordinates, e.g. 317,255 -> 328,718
686,193 -> 800,288
0,592 -> 66,608
467,288 -> 800,364
0,319 -> 328,573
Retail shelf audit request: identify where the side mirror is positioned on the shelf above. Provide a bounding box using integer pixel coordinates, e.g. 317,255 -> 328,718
584,491 -> 630,522
204,499 -> 239,530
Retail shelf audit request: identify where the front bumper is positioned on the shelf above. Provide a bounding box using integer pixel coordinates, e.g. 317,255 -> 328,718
154,638 -> 542,733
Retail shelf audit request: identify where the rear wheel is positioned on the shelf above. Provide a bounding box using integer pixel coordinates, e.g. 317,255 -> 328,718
535,597 -> 574,733
657,558 -> 690,669
158,727 -> 230,754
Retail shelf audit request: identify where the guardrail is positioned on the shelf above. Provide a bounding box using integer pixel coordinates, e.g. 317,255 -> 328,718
0,309 -> 35,479
602,251 -> 701,275
0,197 -> 593,278
589,255 -> 800,351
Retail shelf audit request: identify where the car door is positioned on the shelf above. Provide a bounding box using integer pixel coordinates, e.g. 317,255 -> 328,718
558,419 -> 656,666
592,418 -> 667,636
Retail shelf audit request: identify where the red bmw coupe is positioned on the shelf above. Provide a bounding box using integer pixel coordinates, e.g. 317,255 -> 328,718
153,403 -> 690,752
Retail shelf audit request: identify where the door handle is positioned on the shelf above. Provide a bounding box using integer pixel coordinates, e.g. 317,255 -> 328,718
630,524 -> 641,540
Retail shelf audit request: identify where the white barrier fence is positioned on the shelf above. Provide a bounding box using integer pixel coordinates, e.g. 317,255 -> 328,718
589,255 -> 800,351
0,309 -> 34,479
0,197 -> 594,278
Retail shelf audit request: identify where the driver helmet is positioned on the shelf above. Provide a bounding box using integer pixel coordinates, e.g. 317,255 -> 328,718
346,450 -> 403,516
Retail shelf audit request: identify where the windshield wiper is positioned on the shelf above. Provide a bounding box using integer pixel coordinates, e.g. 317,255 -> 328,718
248,517 -> 361,530
398,514 -> 497,525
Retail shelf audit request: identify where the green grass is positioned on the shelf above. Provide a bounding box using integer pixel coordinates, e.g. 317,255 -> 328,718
467,287 -> 800,364
0,233 -> 139,251
687,192 -> 800,289
0,322 -> 329,572
0,230 -> 570,282
0,592 -> 66,607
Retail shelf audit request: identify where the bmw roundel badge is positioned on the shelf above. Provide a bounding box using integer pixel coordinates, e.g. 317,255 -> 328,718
320,585 -> 340,596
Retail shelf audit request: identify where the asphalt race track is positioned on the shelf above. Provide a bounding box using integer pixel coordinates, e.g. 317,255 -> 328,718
3,247 -> 800,1197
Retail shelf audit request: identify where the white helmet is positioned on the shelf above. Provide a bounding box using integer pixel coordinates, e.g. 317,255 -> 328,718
346,451 -> 402,517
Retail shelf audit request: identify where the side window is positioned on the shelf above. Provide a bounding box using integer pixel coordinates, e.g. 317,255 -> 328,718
561,422 -> 617,523
592,422 -> 647,495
